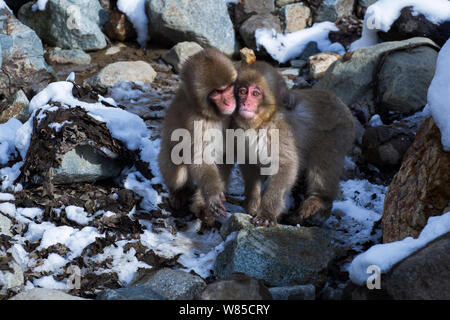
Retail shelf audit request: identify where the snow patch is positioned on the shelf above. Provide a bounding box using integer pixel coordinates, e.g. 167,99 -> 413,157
117,0 -> 149,48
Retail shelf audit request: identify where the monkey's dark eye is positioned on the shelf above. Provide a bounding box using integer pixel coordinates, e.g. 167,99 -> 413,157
252,90 -> 261,97
238,88 -> 248,95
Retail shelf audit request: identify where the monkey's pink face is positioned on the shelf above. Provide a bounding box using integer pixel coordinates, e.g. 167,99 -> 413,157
237,84 -> 263,119
209,84 -> 236,115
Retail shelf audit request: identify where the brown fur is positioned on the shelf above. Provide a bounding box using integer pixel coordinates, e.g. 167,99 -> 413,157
158,48 -> 237,224
234,61 -> 355,226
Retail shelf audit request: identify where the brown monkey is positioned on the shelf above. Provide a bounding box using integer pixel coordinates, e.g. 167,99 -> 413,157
234,61 -> 355,226
158,48 -> 237,224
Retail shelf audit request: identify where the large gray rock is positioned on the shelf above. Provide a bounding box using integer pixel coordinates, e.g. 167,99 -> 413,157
18,0 -> 108,51
0,7 -> 54,99
315,38 -> 439,117
242,0 -> 275,14
199,274 -> 272,300
384,232 -> 450,300
130,268 -> 206,300
10,288 -> 87,300
239,14 -> 282,51
315,0 -> 355,22
215,213 -> 337,287
161,42 -> 203,73
146,0 -> 236,56
378,46 -> 437,114
46,47 -> 91,65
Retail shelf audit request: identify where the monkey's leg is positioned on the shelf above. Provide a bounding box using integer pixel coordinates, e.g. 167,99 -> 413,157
240,164 -> 262,217
160,160 -> 192,210
190,189 -> 217,227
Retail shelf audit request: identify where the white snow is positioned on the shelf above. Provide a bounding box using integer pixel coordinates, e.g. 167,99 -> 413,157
427,38 -> 450,151
32,0 -> 48,11
369,114 -> 383,127
0,193 -> 14,201
255,22 -> 345,64
117,0 -> 149,48
34,276 -> 67,290
349,211 -> 450,285
65,206 -> 91,225
0,0 -> 11,11
0,202 -> 16,217
17,207 -> 44,220
34,253 -> 67,273
350,0 -> 450,51
0,118 -> 22,165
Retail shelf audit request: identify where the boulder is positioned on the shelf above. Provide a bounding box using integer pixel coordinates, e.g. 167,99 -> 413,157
146,0 -> 236,56
382,118 -> 450,243
315,37 -> 439,118
215,213 -> 337,287
18,0 -> 108,51
0,7 -> 54,100
281,3 -> 312,33
242,0 -> 275,14
269,284 -> 315,300
10,288 -> 87,300
198,274 -> 272,300
383,232 -> 450,300
46,48 -> 91,65
161,42 -> 203,73
87,61 -> 157,90
315,0 -> 355,23
239,13 -> 282,51
308,52 -> 341,80
378,7 -> 450,47
362,122 -> 415,170
0,90 -> 30,124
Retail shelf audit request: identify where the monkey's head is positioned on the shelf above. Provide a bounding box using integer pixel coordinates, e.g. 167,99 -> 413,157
181,48 -> 237,119
234,61 -> 286,128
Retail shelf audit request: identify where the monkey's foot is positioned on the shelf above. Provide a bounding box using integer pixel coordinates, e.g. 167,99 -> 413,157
207,193 -> 227,217
194,207 -> 216,228
169,190 -> 190,210
244,199 -> 260,217
251,213 -> 277,227
298,196 -> 331,225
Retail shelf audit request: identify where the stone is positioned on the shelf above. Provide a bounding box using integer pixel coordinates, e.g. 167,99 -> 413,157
146,0 -> 236,56
383,232 -> 450,300
378,7 -> 450,47
240,47 -> 257,65
298,41 -> 320,60
0,262 -> 24,290
242,0 -> 275,14
0,213 -> 13,236
18,0 -> 108,51
290,59 -> 307,68
10,288 -> 87,300
308,52 -> 341,80
361,122 -> 415,170
282,3 -> 312,33
161,42 -> 203,73
378,46 -> 437,114
130,268 -> 206,300
51,145 -> 124,184
0,90 -> 30,124
315,37 -> 439,118
96,286 -> 164,300
269,284 -> 315,300
215,213 -> 337,287
382,118 -> 450,243
0,7 -> 55,100
315,0 -> 356,23
239,13 -> 282,50
46,48 -> 92,65
199,274 -> 272,300
87,61 -> 157,90
102,8 -> 137,42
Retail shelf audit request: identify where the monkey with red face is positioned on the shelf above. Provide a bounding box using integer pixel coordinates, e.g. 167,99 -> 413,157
233,61 -> 355,226
158,48 -> 237,225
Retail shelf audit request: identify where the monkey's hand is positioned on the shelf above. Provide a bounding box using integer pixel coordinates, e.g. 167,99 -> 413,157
251,211 -> 277,227
207,192 -> 227,217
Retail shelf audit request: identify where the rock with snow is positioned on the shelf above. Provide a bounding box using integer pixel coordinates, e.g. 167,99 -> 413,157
46,48 -> 91,65
18,0 -> 108,51
281,3 -> 312,33
199,274 -> 272,300
377,46 -> 438,114
308,52 -> 341,80
0,7 -> 54,100
315,0 -> 356,23
362,123 -> 415,170
383,232 -> 450,300
87,61 -> 157,90
269,284 -> 315,300
355,0 -> 377,18
161,42 -> 203,73
0,261 -> 24,292
382,118 -> 450,243
315,37 -> 439,118
0,90 -> 30,124
129,268 -> 206,300
116,0 -> 148,47
240,13 -> 282,51
10,288 -> 87,300
102,8 -> 137,42
215,213 -> 337,287
0,213 -> 12,236
146,0 -> 236,56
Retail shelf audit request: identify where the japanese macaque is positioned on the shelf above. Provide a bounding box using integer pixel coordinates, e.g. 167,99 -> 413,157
234,61 -> 355,227
158,48 -> 237,224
